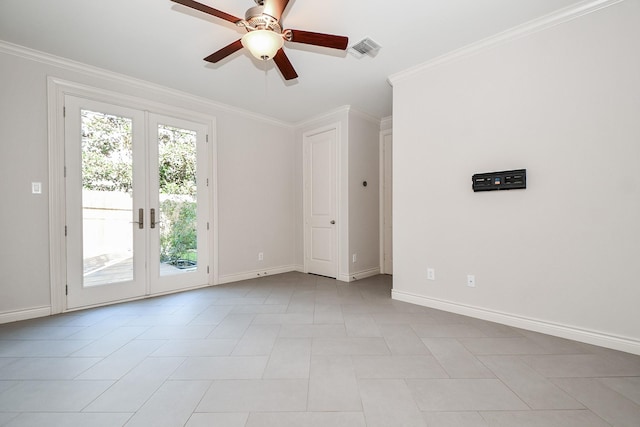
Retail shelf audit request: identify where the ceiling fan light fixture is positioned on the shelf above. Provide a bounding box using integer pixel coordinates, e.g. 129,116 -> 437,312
241,29 -> 283,61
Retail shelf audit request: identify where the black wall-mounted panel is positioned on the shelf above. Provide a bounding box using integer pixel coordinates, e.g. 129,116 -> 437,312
472,169 -> 526,192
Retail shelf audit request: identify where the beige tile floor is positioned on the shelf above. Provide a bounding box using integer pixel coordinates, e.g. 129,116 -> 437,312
0,272 -> 639,426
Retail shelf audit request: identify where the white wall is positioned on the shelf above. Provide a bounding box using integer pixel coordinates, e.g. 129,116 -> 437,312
0,44 -> 296,316
391,0 -> 640,353
348,110 -> 381,278
216,113 -> 296,280
0,53 -> 51,313
0,42 -> 384,319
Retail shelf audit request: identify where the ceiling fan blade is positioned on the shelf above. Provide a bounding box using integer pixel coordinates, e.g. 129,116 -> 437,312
273,49 -> 298,80
288,29 -> 348,50
171,0 -> 241,24
263,0 -> 290,21
204,39 -> 243,63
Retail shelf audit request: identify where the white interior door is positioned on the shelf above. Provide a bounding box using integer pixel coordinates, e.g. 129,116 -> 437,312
304,128 -> 337,278
65,96 -> 147,308
383,132 -> 393,274
65,96 -> 210,309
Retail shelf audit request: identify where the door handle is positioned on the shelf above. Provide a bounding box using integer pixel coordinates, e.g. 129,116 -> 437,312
330,220 -> 336,225
150,208 -> 156,229
130,208 -> 144,229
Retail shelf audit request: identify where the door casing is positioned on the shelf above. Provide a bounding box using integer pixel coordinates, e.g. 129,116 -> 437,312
47,78 -> 217,313
303,124 -> 341,279
379,129 -> 393,274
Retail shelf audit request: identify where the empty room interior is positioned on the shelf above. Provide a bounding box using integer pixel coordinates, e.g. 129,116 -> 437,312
0,0 -> 639,426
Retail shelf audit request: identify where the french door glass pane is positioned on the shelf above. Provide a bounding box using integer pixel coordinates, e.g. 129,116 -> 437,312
81,110 -> 134,286
158,124 -> 198,276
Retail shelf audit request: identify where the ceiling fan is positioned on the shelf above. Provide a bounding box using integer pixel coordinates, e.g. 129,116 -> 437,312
171,0 -> 349,80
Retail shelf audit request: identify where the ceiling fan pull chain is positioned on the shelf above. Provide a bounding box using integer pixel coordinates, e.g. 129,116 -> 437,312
264,59 -> 269,99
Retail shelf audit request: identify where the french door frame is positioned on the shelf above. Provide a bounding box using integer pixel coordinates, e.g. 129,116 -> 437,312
64,97 -> 148,309
47,78 -> 218,313
379,128 -> 393,275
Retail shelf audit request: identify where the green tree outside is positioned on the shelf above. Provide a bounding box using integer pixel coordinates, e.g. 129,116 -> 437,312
81,111 -> 198,267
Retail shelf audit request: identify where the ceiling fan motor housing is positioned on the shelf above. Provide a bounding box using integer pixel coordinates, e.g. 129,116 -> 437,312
245,5 -> 282,33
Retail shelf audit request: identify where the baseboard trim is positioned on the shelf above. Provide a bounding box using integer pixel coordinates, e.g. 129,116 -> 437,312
338,267 -> 382,283
351,267 -> 382,282
392,290 -> 640,355
0,306 -> 51,324
217,265 -> 299,285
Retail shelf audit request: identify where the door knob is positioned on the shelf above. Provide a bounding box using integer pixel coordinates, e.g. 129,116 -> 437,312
330,220 -> 335,224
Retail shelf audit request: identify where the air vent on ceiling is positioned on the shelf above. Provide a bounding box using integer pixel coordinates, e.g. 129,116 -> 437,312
349,37 -> 381,58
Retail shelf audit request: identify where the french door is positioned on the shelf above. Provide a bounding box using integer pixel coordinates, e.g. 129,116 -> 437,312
64,96 -> 210,309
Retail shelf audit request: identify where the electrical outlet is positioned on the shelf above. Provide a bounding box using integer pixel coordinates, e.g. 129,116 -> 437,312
467,274 -> 476,288
258,252 -> 264,261
427,268 -> 435,281
352,253 -> 357,263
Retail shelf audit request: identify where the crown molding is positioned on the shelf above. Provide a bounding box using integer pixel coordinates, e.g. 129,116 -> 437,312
294,105 -> 351,128
295,105 -> 383,129
348,107 -> 382,126
0,40 -> 386,129
0,40 -> 293,128
388,0 -> 625,85
380,116 -> 393,131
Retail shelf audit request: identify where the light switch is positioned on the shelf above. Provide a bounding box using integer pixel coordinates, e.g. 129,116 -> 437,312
32,182 -> 42,194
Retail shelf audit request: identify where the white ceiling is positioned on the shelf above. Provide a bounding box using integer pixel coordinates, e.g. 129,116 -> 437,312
0,0 -> 582,123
